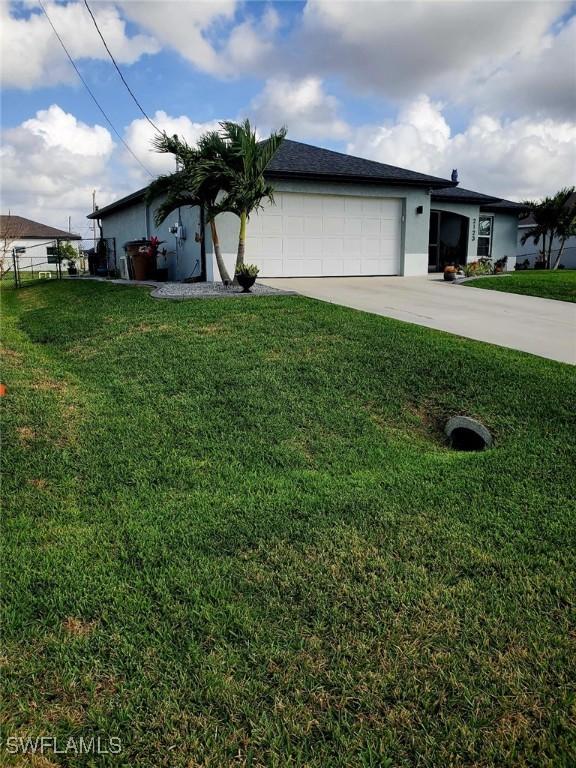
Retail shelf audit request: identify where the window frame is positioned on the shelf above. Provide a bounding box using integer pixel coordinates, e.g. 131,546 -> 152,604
477,215 -> 494,258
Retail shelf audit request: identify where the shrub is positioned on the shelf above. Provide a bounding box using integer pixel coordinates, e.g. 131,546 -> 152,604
236,263 -> 259,278
464,259 -> 493,277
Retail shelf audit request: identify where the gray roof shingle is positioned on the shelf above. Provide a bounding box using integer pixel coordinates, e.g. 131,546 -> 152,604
266,140 -> 455,188
432,186 -> 526,212
0,215 -> 81,240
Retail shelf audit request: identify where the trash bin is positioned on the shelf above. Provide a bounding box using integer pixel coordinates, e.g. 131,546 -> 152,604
125,241 -> 152,281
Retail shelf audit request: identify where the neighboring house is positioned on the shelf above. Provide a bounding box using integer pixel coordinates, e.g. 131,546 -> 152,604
0,215 -> 82,273
88,140 -> 522,280
517,212 -> 576,269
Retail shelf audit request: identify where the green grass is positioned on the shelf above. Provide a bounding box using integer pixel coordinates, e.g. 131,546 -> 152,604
2,280 -> 575,768
464,270 -> 576,302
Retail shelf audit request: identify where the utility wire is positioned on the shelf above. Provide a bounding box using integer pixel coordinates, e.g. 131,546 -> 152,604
83,0 -> 161,134
38,0 -> 153,177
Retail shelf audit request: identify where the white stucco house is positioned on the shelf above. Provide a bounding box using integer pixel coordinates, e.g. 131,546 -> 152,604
87,140 -> 522,281
0,215 -> 82,273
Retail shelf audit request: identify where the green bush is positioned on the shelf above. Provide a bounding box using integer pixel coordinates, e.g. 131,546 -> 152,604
464,259 -> 493,277
236,263 -> 259,278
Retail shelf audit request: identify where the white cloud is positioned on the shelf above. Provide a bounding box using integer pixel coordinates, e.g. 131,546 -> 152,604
297,0 -> 571,116
120,1 -> 284,78
347,96 -> 576,199
122,111 -> 224,181
250,77 -> 350,140
119,0 -> 237,76
0,105 -> 117,233
470,14 -> 576,120
0,0 -> 159,88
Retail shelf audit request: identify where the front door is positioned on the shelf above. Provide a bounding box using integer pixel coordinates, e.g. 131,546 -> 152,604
428,210 -> 469,271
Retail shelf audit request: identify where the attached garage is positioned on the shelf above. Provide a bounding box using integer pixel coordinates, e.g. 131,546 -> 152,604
247,192 -> 402,277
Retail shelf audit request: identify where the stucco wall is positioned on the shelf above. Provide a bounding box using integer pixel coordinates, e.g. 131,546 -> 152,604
99,197 -> 203,281
211,180 -> 432,278
491,212 -> 519,270
517,230 -> 576,269
10,238 -> 81,272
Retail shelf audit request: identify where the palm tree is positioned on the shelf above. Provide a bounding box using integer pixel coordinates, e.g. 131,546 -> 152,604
194,119 -> 286,278
148,132 -> 233,284
552,190 -> 576,270
520,187 -> 576,269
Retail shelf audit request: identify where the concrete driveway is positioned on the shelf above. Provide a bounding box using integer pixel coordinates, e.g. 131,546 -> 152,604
261,275 -> 576,364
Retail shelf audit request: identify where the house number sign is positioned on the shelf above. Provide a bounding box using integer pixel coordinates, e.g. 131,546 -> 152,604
471,218 -> 477,241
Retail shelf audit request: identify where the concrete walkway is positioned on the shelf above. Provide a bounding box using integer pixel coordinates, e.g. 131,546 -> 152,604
260,275 -> 576,364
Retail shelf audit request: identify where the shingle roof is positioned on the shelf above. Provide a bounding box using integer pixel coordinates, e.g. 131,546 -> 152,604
266,140 -> 455,188
0,215 -> 82,240
432,186 -> 526,212
431,186 -> 500,204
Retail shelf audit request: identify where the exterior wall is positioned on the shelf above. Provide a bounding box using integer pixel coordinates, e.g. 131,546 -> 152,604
10,238 -> 81,272
517,229 -> 576,269
211,180 -> 433,278
431,203 -> 518,270
491,212 -> 519,271
99,196 -> 203,281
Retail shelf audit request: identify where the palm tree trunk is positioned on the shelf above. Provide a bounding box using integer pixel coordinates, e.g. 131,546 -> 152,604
233,210 -> 247,281
209,219 -> 231,284
552,237 -> 567,270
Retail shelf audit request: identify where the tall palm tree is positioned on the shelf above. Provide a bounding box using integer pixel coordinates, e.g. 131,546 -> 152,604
148,132 -> 233,284
520,187 -> 576,269
194,120 -> 286,277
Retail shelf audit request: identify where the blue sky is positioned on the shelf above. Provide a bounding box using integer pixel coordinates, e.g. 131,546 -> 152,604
1,0 -> 575,234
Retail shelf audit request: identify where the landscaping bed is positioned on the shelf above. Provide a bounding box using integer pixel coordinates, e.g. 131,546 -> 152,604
2,279 -> 575,767
463,269 -> 576,302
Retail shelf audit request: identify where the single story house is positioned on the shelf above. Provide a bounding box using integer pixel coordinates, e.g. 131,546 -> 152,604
517,211 -> 576,269
88,140 -> 523,280
0,215 -> 82,272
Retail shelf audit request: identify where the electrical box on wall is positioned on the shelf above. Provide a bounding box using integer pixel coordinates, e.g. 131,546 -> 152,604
169,223 -> 186,240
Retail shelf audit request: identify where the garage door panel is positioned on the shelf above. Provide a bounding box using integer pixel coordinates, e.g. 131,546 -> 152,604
361,259 -> 379,275
362,237 -> 380,257
285,237 -> 304,258
381,219 -> 400,238
324,216 -> 345,235
322,238 -> 344,256
344,218 -> 362,236
261,216 -> 283,235
285,216 -> 304,235
304,217 -> 323,235
362,218 -> 380,236
249,191 -> 401,277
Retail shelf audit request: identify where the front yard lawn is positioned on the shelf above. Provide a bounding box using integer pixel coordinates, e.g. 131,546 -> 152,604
464,269 -> 576,302
2,280 -> 575,767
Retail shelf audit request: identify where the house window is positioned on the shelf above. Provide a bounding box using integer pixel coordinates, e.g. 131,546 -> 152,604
46,246 -> 59,264
477,216 -> 493,257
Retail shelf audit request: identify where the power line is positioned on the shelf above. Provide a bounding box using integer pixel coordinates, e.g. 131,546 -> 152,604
83,0 -> 161,134
37,0 -> 153,178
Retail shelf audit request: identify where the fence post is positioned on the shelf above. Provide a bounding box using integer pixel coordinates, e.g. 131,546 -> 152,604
12,248 -> 19,288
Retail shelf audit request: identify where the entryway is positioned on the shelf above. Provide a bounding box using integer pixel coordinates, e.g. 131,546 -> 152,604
428,211 -> 469,272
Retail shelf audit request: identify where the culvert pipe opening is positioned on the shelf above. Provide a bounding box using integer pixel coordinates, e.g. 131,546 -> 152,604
444,416 -> 493,452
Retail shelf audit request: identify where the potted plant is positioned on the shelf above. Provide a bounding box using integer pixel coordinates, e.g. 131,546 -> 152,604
66,259 -> 78,276
443,264 -> 461,281
235,263 -> 259,292
494,256 -> 507,273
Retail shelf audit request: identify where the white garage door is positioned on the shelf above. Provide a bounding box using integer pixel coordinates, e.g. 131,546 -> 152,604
247,191 -> 402,277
